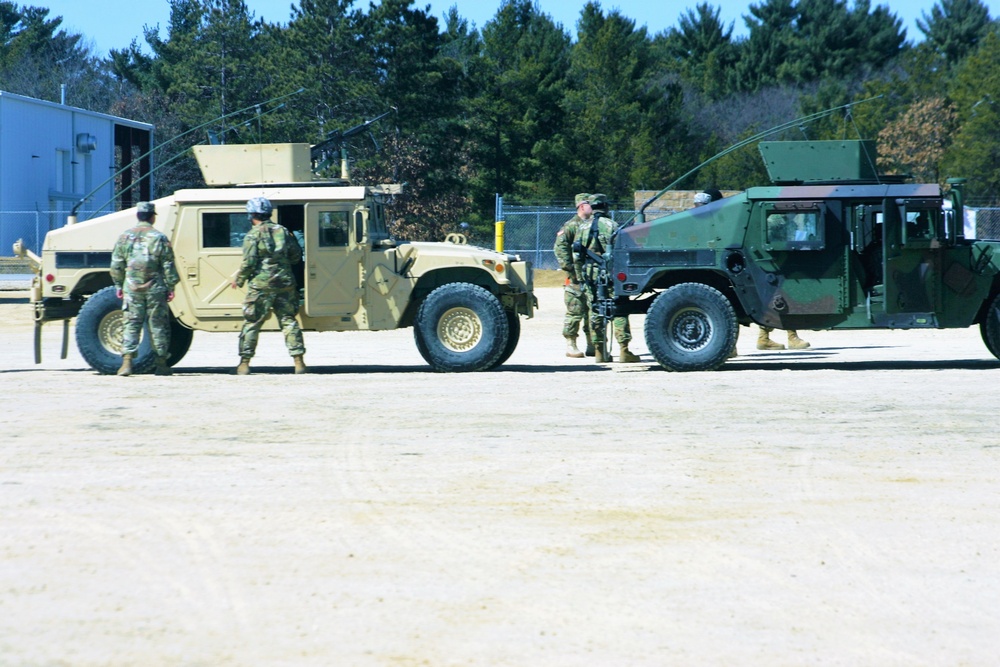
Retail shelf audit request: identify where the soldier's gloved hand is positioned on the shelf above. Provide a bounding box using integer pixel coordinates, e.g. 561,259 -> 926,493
116,288 -> 123,299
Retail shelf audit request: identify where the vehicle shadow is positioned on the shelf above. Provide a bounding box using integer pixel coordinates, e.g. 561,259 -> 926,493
721,353 -> 1000,372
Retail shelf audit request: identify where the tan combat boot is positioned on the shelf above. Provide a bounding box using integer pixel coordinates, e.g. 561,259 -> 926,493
116,354 -> 133,377
565,337 -> 584,358
756,326 -> 785,350
293,355 -> 308,374
594,346 -> 609,363
619,345 -> 641,363
236,358 -> 251,375
787,330 -> 811,350
154,355 -> 173,376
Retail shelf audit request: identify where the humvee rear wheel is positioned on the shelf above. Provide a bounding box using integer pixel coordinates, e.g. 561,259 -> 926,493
980,292 -> 1000,360
76,286 -> 192,374
414,283 -> 508,372
644,283 -> 737,372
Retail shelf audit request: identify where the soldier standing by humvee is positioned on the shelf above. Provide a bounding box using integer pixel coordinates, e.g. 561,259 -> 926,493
110,201 -> 180,377
229,196 -> 308,375
554,193 -> 593,358
585,193 -> 640,363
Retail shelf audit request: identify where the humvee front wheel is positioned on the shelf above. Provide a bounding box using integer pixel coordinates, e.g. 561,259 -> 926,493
644,283 -> 737,372
980,292 -> 1000,360
414,283 -> 509,372
76,286 -> 193,374
488,310 -> 521,370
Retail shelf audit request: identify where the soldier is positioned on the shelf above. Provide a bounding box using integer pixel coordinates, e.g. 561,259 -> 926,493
574,193 -> 641,364
587,194 -> 640,363
110,201 -> 180,377
553,193 -> 592,358
692,188 -> 723,207
229,196 -> 308,375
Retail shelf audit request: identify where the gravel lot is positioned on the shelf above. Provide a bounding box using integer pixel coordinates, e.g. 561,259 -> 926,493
2,283 -> 999,666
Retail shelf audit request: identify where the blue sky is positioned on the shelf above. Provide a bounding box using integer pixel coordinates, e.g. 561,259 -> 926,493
39,0 -> 998,58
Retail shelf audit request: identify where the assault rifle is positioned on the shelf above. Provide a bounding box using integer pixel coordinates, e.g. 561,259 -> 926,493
311,109 -> 396,177
572,240 -> 617,320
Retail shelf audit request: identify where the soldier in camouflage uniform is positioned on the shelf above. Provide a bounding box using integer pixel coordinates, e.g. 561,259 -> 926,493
109,201 -> 180,377
229,196 -> 307,375
585,194 -> 640,363
553,193 -> 592,358
567,194 -> 640,364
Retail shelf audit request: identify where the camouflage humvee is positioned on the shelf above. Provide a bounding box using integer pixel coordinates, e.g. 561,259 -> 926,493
16,143 -> 535,374
587,140 -> 1000,371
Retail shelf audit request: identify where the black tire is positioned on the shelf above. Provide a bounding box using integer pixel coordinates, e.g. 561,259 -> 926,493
75,286 -> 188,374
644,283 -> 737,372
413,283 -> 509,372
488,310 -> 521,369
980,293 -> 1000,360
167,319 -> 194,367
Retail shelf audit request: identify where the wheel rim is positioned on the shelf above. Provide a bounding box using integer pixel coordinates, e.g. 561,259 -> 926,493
97,309 -> 126,355
437,306 -> 483,353
668,307 -> 712,352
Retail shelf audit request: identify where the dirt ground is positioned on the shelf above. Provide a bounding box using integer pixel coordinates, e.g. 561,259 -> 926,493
2,280 -> 1000,666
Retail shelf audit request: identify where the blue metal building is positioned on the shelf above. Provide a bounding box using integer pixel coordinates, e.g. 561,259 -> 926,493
0,90 -> 154,254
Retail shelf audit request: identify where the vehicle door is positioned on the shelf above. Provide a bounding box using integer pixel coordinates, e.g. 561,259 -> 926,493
757,200 -> 850,315
882,199 -> 943,325
303,204 -> 364,318
173,206 -> 250,319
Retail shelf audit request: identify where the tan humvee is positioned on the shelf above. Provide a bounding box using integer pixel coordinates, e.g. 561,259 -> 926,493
16,143 -> 535,374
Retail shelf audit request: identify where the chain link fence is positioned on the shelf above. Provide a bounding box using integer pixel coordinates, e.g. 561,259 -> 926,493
496,198 -> 669,269
0,210 -> 71,257
968,207 -> 1000,240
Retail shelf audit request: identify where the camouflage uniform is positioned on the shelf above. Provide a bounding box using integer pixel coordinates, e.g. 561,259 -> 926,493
553,213 -> 590,342
110,215 -> 180,358
235,220 -> 306,359
572,210 -> 632,349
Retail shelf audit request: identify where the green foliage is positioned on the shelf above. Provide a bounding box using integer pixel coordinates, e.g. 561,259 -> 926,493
554,3 -> 679,200
942,31 -> 1000,201
462,0 -> 571,210
0,2 -> 112,109
917,0 -> 994,66
733,0 -> 905,92
657,3 -> 737,100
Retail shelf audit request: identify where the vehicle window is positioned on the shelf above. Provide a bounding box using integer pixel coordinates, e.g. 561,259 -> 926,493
764,206 -> 824,250
319,211 -> 350,247
905,209 -> 936,241
203,212 -> 251,248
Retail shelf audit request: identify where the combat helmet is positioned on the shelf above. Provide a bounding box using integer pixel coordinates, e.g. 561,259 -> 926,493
588,193 -> 610,211
246,196 -> 273,219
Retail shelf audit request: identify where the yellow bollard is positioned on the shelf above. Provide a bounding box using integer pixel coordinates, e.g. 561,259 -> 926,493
495,220 -> 505,252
